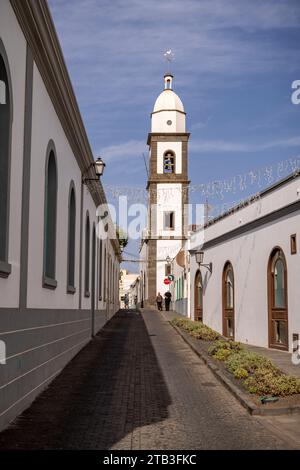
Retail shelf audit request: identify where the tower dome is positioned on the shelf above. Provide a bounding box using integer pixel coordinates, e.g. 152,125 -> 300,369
153,90 -> 184,113
151,74 -> 186,133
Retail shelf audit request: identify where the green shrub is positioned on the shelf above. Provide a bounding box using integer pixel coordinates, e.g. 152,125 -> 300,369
244,373 -> 300,396
213,348 -> 232,361
171,318 -> 219,341
172,318 -> 300,397
208,339 -> 243,357
226,350 -> 300,396
225,350 -> 276,375
233,367 -> 249,379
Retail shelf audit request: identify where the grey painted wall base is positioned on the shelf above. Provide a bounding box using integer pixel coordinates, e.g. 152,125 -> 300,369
0,307 -> 115,432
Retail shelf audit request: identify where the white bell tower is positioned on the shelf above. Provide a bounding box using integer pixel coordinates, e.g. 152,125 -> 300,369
142,73 -> 190,304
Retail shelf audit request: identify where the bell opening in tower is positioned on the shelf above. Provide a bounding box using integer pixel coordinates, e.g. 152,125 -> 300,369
164,73 -> 173,90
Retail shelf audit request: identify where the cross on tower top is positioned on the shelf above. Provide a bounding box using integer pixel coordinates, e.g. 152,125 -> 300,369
163,49 -> 175,74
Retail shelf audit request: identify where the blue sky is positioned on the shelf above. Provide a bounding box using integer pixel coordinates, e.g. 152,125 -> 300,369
48,0 -> 300,268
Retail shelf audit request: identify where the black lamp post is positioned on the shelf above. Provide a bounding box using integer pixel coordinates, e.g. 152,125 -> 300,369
195,250 -> 212,273
82,157 -> 106,183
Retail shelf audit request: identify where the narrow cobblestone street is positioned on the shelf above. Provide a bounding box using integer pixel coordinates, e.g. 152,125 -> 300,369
0,310 -> 295,450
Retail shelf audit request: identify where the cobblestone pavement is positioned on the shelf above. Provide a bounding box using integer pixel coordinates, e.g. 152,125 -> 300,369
0,309 -> 295,450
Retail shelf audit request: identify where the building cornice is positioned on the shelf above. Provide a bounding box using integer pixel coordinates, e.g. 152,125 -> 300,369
151,109 -> 186,116
146,179 -> 190,189
9,1 -> 102,206
190,198 -> 300,253
203,170 -> 300,230
147,132 -> 190,145
10,0 -> 121,258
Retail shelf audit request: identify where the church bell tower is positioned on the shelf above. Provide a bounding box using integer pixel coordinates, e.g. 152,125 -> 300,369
142,73 -> 190,304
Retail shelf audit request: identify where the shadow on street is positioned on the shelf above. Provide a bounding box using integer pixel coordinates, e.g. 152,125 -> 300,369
0,310 -> 171,449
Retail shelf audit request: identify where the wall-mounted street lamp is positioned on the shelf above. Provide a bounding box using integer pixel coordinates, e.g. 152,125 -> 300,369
165,255 -> 172,277
195,250 -> 212,273
82,157 -> 106,184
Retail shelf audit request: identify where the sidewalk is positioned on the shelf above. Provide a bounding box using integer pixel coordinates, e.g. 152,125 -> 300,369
161,310 -> 300,379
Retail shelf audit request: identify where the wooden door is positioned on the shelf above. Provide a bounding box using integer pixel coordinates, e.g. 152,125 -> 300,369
194,270 -> 203,321
268,249 -> 288,350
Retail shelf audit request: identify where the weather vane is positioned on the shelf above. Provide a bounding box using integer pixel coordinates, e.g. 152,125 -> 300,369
163,49 -> 175,73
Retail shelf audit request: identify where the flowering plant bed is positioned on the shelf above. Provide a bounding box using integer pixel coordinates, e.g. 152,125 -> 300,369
171,317 -> 220,341
171,318 -> 300,398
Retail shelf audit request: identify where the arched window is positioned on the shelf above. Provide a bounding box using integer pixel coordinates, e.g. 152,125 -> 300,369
110,258 -> 111,302
273,255 -> 286,308
111,260 -> 115,303
268,248 -> 288,350
108,256 -> 111,303
98,238 -> 103,300
226,268 -> 234,309
67,183 -> 76,293
0,43 -> 12,276
84,212 -> 90,297
103,247 -> 107,301
91,224 -> 96,336
194,270 -> 203,321
163,150 -> 175,174
43,144 -> 57,288
222,262 -> 235,339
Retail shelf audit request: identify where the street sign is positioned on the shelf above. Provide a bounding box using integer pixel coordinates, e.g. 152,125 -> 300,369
164,278 -> 170,285
168,274 -> 174,281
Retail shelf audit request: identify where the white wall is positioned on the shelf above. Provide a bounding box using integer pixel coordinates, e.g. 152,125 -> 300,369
27,64 -> 82,309
151,110 -> 185,133
156,183 -> 183,236
188,178 -> 300,352
0,0 -> 27,307
81,186 -> 98,311
0,0 -> 120,431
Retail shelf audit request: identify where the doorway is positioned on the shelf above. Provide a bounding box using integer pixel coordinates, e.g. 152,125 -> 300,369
194,270 -> 203,321
268,248 -> 288,350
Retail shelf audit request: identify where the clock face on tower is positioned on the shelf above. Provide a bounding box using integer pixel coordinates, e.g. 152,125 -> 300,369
167,120 -> 172,125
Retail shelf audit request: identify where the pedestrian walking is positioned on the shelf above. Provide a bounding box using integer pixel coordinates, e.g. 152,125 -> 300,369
124,293 -> 129,309
164,291 -> 172,311
156,292 -> 163,311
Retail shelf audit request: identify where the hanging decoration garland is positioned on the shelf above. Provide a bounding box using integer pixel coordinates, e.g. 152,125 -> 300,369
104,155 -> 300,203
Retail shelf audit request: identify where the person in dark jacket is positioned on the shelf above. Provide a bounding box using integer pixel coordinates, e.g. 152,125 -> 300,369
164,291 -> 172,311
156,292 -> 163,311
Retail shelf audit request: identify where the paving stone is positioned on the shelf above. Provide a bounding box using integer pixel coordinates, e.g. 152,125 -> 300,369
0,309 -> 295,449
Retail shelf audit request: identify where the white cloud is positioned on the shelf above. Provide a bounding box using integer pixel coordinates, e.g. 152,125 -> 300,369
99,135 -> 300,163
47,0 -> 300,172
48,0 -> 300,113
190,135 -> 300,153
99,139 -> 147,161
191,116 -> 212,130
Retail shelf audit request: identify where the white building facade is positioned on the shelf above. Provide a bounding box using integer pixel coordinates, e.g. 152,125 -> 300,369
119,269 -> 139,307
0,0 -> 120,431
170,173 -> 300,354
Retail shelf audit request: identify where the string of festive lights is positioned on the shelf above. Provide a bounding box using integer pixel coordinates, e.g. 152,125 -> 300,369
104,155 -> 300,203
